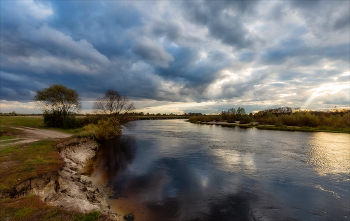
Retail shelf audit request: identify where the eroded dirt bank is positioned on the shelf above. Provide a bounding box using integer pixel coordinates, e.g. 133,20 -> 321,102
0,137 -> 118,220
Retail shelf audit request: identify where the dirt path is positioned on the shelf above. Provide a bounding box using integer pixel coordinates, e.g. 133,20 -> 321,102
0,127 -> 71,148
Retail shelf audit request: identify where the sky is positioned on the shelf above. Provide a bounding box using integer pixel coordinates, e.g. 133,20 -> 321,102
1,0 -> 349,114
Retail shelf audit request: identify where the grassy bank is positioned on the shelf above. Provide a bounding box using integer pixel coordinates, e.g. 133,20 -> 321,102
0,116 -> 111,221
0,140 -> 64,192
195,121 -> 350,133
0,195 -> 110,221
189,110 -> 350,134
0,116 -> 45,128
255,125 -> 350,133
0,116 -> 83,135
0,116 -> 66,191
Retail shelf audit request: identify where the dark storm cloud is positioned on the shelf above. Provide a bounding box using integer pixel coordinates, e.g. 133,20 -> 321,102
289,0 -> 322,9
182,0 -> 259,49
48,1 -> 141,59
154,48 -> 232,101
19,25 -> 110,66
333,13 -> 350,31
155,47 -> 198,81
0,30 -> 40,57
145,19 -> 184,43
182,50 -> 231,88
0,72 -> 44,101
0,0 -> 349,113
132,37 -> 174,68
208,15 -> 254,48
289,0 -> 350,36
260,37 -> 349,66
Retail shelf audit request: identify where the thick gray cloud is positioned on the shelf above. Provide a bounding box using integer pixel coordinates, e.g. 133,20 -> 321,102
182,0 -> 259,49
0,0 -> 349,113
132,37 -> 174,68
19,25 -> 110,66
145,19 -> 185,43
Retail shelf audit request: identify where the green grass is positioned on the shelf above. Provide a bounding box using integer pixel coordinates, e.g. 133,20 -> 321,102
0,116 -> 45,128
0,136 -> 16,141
0,116 -> 81,134
0,195 -> 112,221
0,140 -> 64,191
0,138 -> 25,145
73,211 -> 102,221
14,207 -> 33,219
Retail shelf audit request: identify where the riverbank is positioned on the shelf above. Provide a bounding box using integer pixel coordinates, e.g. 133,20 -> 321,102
197,121 -> 350,133
0,127 -> 117,220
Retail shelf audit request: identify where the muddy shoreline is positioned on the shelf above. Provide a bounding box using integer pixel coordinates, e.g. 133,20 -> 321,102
0,137 -> 118,220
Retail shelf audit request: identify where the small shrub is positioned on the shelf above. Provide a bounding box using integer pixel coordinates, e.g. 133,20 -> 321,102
189,116 -> 203,123
239,115 -> 252,124
78,115 -> 103,127
227,115 -> 237,123
83,117 -> 121,140
274,120 -> 284,127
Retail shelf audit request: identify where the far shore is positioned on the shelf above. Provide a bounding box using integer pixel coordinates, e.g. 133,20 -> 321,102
194,121 -> 350,133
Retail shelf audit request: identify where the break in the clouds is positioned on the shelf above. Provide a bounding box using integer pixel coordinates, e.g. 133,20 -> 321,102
0,0 -> 349,114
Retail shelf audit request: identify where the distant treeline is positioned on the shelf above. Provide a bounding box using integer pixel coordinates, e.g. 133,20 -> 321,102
120,112 -> 204,116
0,112 -> 203,117
189,107 -> 350,129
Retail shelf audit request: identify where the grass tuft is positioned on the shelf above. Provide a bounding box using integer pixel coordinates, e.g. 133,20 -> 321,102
73,211 -> 102,221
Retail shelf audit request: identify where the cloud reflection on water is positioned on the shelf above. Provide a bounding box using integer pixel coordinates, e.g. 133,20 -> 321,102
92,120 -> 350,221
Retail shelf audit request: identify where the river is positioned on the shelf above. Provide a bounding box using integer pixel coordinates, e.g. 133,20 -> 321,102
91,119 -> 350,221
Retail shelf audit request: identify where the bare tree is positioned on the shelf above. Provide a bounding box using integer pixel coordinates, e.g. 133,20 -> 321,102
93,89 -> 135,125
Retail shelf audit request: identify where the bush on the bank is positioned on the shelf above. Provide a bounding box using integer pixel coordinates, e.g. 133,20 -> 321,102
84,117 -> 121,140
43,111 -> 81,128
189,116 -> 212,123
239,115 -> 252,124
256,113 -> 277,125
253,110 -> 350,129
227,115 -> 237,123
79,115 -> 103,126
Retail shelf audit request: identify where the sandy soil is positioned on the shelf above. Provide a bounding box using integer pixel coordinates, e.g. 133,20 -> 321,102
12,126 -> 71,139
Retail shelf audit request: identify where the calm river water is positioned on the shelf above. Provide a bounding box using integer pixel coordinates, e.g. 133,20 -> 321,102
91,119 -> 350,221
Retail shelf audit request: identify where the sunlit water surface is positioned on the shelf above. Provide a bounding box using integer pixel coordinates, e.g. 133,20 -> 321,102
91,120 -> 350,221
